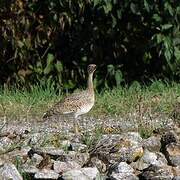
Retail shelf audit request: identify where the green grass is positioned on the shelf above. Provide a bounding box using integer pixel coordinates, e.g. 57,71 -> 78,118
93,81 -> 180,119
0,85 -> 60,120
0,81 -> 179,122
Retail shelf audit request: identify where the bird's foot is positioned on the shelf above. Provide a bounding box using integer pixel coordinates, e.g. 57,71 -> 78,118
73,124 -> 82,140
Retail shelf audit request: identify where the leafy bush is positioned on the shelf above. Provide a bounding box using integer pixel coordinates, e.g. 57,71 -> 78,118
0,0 -> 179,90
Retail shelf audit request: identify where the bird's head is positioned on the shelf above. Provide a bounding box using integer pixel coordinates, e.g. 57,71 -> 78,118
87,64 -> 96,74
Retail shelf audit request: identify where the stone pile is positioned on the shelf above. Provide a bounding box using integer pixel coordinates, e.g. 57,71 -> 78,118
0,124 -> 179,179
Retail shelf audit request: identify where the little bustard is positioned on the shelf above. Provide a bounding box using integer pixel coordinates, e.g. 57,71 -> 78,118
43,64 -> 96,134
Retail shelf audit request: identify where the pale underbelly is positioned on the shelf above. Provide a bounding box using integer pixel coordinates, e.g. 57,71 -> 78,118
76,103 -> 94,117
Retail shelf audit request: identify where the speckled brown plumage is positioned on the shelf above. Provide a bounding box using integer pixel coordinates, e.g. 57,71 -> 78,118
43,64 -> 96,133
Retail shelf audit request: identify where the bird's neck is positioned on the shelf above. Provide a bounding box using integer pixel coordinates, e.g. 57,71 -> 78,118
87,73 -> 94,94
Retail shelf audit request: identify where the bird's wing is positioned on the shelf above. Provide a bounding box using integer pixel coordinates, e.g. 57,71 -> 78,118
43,90 -> 88,118
63,90 -> 87,101
59,91 -> 88,112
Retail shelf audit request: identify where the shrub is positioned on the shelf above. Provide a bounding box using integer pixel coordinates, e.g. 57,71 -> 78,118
0,0 -> 179,90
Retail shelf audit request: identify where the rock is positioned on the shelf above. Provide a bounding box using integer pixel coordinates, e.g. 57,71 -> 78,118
0,163 -> 23,180
92,134 -> 132,154
62,169 -> 88,180
124,132 -> 143,145
34,169 -> 59,179
116,145 -> 144,163
89,134 -> 143,165
110,173 -> 138,180
174,177 -> 180,180
161,132 -> 177,151
102,132 -> 142,146
81,167 -> 101,179
53,160 -> 81,173
28,147 -> 65,159
106,118 -> 138,132
20,146 -> 32,156
0,137 -> 13,149
71,142 -> 87,152
151,152 -> 168,166
40,147 -> 65,158
132,150 -> 167,171
57,151 -> 90,166
62,167 -> 101,180
142,135 -> 161,152
28,133 -> 46,146
32,153 -> 44,165
164,143 -> 180,166
5,147 -> 31,164
172,167 -> 180,179
36,154 -> 53,169
108,162 -> 138,180
109,162 -> 134,174
139,165 -> 174,180
90,156 -> 107,173
22,165 -> 39,176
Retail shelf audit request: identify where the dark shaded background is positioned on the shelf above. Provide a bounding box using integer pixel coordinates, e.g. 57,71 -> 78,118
0,0 -> 179,90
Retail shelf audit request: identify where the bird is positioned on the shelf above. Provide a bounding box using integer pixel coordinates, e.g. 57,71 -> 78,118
43,64 -> 96,134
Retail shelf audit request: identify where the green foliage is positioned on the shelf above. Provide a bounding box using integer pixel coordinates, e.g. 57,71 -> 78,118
0,0 -> 179,89
82,126 -> 103,149
15,156 -> 31,180
138,125 -> 154,139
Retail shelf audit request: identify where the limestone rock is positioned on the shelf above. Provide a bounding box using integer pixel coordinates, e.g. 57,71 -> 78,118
90,156 -> 107,173
62,169 -> 87,180
109,161 -> 134,174
172,166 -> 180,179
36,154 -> 53,169
142,135 -> 161,152
22,165 -> 39,176
32,153 -> 44,166
71,142 -> 87,152
62,167 -> 101,180
0,137 -> 13,149
116,145 -> 144,163
165,143 -> 180,167
139,165 -> 174,179
173,176 -> 180,180
20,146 -> 32,156
0,163 -> 23,180
132,150 -> 167,171
89,134 -> 143,165
124,132 -> 143,145
110,173 -> 138,180
40,147 -> 65,158
58,151 -> 89,166
109,162 -> 138,180
34,169 -> 59,179
81,167 -> 101,179
28,146 -> 65,159
53,160 -> 81,173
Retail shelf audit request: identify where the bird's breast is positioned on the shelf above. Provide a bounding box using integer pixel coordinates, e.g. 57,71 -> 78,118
76,101 -> 94,116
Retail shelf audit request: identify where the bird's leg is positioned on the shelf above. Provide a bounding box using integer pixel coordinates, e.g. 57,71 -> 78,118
73,115 -> 80,135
